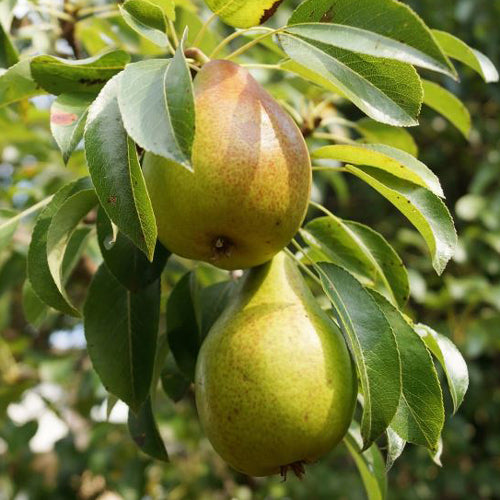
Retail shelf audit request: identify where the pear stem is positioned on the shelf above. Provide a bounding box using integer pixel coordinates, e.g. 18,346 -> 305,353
185,47 -> 211,64
221,27 -> 284,61
284,246 -> 322,288
192,12 -> 218,48
209,26 -> 276,59
187,62 -> 201,72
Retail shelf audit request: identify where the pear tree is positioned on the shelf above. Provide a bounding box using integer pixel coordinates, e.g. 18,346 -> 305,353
0,0 -> 498,496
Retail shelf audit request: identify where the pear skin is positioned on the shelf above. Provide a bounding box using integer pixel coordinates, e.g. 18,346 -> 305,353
143,60 -> 311,270
204,0 -> 285,28
195,252 -> 357,477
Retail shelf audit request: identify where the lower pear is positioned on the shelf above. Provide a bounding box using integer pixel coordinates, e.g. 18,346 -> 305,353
143,60 -> 311,271
195,252 -> 357,477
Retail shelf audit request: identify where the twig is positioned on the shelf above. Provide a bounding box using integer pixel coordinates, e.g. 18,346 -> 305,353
2,195 -> 54,227
192,12 -> 217,48
61,0 -> 80,58
224,28 -> 284,60
168,18 -> 179,48
209,26 -> 275,59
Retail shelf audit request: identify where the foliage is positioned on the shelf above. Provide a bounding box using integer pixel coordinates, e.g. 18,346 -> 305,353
0,0 -> 498,498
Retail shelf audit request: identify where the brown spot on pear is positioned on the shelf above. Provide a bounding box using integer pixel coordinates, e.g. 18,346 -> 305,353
194,252 -> 357,477
143,60 -> 311,270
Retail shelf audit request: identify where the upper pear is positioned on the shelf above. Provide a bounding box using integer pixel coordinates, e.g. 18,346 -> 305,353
143,60 -> 311,270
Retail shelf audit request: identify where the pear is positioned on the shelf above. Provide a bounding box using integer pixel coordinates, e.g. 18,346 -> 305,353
195,252 -> 357,477
143,60 -> 311,270
203,0 -> 284,28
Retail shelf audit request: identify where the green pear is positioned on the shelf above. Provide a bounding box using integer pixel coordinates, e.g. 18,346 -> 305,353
204,0 -> 284,28
195,252 -> 357,477
143,60 -> 311,270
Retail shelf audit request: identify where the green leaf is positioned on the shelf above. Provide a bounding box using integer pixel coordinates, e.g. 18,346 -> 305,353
0,59 -> 42,108
148,0 -> 176,20
118,36 -> 195,168
278,33 -> 422,127
284,23 -> 455,77
280,59 -> 345,97
344,424 -> 387,500
318,262 -> 401,447
432,30 -> 499,83
46,188 -> 98,312
302,216 -> 409,308
199,280 -> 236,338
415,324 -> 469,413
128,397 -> 169,461
166,272 -> 200,381
25,226 -> 90,321
119,0 -> 169,47
22,280 -> 48,326
0,208 -> 18,252
0,251 -> 25,297
30,50 -> 130,95
288,0 -> 455,78
0,22 -> 18,68
96,207 -> 169,292
371,292 -> 444,451
106,394 -> 119,420
346,165 -> 457,275
50,93 -> 94,164
161,352 -> 190,402
27,178 -> 93,316
83,264 -> 160,412
385,426 -> 405,471
422,79 -> 471,139
313,143 -> 443,197
61,227 -> 93,282
85,73 -> 157,261
151,333 -> 170,392
164,29 -> 195,162
356,118 -> 418,157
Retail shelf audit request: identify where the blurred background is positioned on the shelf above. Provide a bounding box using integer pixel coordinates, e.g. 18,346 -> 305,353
1,0 -> 499,498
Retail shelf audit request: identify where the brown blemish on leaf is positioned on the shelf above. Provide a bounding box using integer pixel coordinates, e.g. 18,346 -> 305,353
51,111 -> 78,126
320,7 -> 335,22
133,432 -> 146,447
108,195 -> 117,204
78,77 -> 107,86
259,0 -> 285,24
